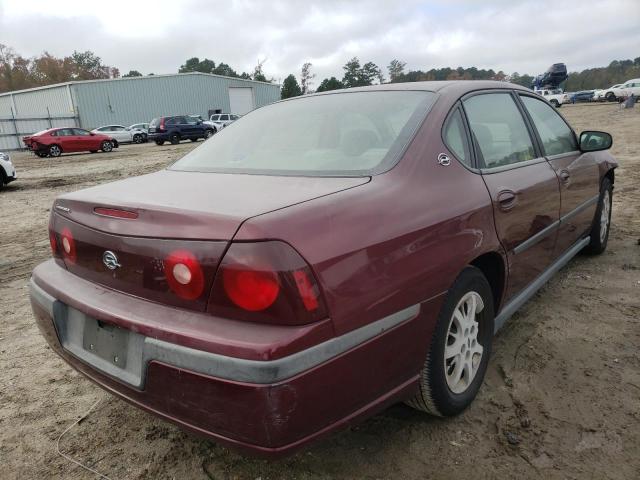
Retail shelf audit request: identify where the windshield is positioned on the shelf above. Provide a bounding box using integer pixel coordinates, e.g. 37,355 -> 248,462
170,90 -> 435,176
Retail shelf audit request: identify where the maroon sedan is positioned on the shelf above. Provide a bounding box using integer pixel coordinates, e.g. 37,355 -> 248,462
30,81 -> 616,458
23,127 -> 115,158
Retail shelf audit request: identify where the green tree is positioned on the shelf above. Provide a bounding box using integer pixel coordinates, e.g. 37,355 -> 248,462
179,57 -> 216,74
342,57 -> 361,88
388,59 -> 406,82
316,77 -> 344,92
212,62 -> 238,77
123,70 -> 142,77
71,50 -> 111,80
281,74 -> 302,99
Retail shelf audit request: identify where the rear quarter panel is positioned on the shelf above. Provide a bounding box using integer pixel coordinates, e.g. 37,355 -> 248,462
235,95 -> 504,337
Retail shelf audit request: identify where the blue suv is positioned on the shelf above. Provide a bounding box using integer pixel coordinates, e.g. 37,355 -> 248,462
148,116 -> 215,145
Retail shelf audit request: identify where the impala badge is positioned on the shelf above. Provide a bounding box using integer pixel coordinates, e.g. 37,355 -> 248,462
103,251 -> 121,270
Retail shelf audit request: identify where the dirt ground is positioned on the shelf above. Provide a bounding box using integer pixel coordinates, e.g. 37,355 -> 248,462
1,103 -> 639,480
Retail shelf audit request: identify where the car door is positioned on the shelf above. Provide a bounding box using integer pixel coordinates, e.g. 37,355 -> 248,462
517,93 -> 600,256
72,128 -> 97,151
57,128 -> 78,151
111,126 -> 130,142
462,91 -> 561,301
220,114 -> 230,126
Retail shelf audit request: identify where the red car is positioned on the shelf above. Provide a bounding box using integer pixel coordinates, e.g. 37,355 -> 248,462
23,127 -> 116,158
30,81 -> 616,458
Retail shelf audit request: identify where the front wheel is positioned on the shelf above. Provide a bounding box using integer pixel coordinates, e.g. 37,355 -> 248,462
406,266 -> 494,416
170,134 -> 180,145
550,99 -> 559,108
583,178 -> 612,255
133,134 -> 142,144
101,140 -> 113,153
204,129 -> 214,139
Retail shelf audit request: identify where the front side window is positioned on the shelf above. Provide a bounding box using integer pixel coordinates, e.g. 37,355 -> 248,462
520,95 -> 577,156
171,90 -> 435,176
211,115 -> 220,121
443,108 -> 470,166
463,93 -> 536,169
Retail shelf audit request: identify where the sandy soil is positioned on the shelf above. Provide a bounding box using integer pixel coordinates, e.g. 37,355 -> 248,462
1,104 -> 639,480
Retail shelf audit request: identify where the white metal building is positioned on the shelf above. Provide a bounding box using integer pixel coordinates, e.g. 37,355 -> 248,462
0,73 -> 280,150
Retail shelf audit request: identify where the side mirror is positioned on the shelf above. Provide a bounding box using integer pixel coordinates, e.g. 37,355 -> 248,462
579,131 -> 612,152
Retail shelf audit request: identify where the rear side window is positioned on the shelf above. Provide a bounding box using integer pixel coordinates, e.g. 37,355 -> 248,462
520,95 -> 577,156
463,93 -> 536,169
443,108 -> 470,167
149,119 -> 158,127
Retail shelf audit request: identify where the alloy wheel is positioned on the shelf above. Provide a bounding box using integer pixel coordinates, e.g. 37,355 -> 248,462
444,291 -> 485,394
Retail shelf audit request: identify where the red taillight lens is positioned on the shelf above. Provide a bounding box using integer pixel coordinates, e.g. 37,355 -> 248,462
159,118 -> 165,131
60,227 -> 76,263
163,250 -> 205,300
223,266 -> 280,311
209,241 -> 327,325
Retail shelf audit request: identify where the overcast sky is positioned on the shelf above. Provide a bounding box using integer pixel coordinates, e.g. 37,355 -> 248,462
1,0 -> 639,85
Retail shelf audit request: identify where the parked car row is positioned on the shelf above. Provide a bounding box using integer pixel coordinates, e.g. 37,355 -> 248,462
91,125 -> 148,145
589,78 -> 640,102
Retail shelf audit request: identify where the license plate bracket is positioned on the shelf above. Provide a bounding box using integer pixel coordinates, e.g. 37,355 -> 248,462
82,318 -> 129,368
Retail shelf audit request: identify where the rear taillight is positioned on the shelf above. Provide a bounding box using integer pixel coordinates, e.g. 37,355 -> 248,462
163,250 -> 205,300
60,227 -> 77,264
208,241 -> 327,325
159,118 -> 165,131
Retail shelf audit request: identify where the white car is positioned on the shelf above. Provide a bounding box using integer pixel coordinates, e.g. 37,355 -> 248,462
0,151 -> 17,191
209,113 -> 240,128
619,78 -> 640,100
534,88 -> 569,108
128,123 -> 149,134
600,84 -> 626,102
91,125 -> 147,145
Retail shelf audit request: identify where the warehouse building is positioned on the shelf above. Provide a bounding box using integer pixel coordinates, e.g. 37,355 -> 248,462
0,73 -> 280,150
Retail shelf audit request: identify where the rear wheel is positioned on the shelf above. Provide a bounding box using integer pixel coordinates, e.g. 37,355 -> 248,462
583,178 -> 613,255
204,129 -> 213,139
155,140 -> 165,146
101,140 -> 113,153
550,99 -> 559,108
606,92 -> 616,102
48,144 -> 62,157
406,267 -> 494,416
170,133 -> 180,145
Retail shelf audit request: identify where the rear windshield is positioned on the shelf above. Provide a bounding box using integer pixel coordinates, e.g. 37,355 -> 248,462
149,118 -> 158,127
170,90 -> 435,176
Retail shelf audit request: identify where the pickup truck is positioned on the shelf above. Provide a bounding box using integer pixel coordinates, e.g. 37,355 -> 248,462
534,88 -> 569,108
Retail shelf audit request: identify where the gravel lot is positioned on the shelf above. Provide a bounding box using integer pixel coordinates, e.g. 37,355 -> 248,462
1,103 -> 639,479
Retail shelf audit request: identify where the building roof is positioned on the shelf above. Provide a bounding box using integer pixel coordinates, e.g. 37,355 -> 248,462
0,71 -> 278,97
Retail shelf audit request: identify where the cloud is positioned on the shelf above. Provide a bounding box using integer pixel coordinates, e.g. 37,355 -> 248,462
1,0 -> 638,84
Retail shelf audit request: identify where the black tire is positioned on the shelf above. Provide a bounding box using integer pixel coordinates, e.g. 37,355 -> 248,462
36,151 -> 48,158
0,169 -> 5,191
583,178 -> 613,255
550,99 -> 559,108
48,144 -> 62,157
111,140 -> 119,148
204,129 -> 214,139
133,134 -> 142,144
101,140 -> 113,153
406,266 -> 494,417
605,92 -> 616,102
170,133 -> 180,145
155,140 -> 165,146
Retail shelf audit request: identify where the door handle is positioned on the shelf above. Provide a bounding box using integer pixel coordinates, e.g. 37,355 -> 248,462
497,190 -> 517,211
559,170 -> 570,184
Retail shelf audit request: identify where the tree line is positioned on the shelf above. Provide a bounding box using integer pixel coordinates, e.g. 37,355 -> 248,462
281,56 -> 640,98
0,43 -> 638,96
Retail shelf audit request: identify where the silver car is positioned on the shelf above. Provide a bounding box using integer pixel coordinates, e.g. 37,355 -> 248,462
91,125 -> 147,145
0,151 -> 17,191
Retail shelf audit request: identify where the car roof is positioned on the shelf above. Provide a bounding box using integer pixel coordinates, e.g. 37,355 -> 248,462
291,80 -> 530,103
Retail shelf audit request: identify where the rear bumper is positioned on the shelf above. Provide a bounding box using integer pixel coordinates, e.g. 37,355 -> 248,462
30,260 -> 439,458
